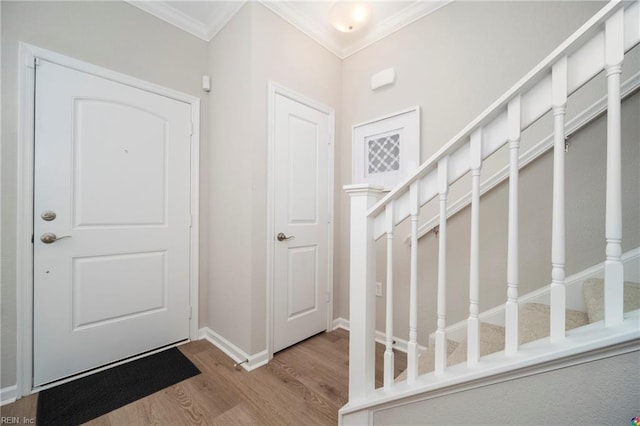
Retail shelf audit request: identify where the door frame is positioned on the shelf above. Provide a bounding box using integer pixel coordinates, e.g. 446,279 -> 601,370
266,82 -> 335,361
16,43 -> 200,396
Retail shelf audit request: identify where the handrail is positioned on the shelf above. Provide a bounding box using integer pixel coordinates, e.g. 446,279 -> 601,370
407,72 -> 640,245
367,0 -> 635,221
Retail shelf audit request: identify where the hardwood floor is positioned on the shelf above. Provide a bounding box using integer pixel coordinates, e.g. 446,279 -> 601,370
1,329 -> 406,425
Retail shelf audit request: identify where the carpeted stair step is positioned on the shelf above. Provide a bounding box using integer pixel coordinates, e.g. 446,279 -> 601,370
394,339 -> 458,382
582,278 -> 640,323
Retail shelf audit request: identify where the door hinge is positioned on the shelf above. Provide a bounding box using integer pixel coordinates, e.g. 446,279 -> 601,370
190,122 -> 194,136
325,292 -> 330,303
189,306 -> 192,319
189,214 -> 193,228
34,57 -> 41,67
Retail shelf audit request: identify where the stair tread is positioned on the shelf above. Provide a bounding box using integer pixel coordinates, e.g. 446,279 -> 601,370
395,302 -> 590,382
583,278 -> 640,323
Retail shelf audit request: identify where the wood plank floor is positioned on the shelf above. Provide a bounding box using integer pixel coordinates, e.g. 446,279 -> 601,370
1,329 -> 406,425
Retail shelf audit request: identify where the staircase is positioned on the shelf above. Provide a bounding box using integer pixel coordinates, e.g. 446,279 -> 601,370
340,2 -> 640,424
395,275 -> 640,381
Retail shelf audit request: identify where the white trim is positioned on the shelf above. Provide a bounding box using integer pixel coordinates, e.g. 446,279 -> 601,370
198,327 -> 268,372
124,1 -> 246,42
352,106 -> 421,190
16,43 -> 36,399
16,43 -> 200,397
332,317 -> 350,332
0,385 -> 18,406
266,81 -> 336,361
188,86 -> 201,343
408,70 -> 640,244
332,317 -> 428,354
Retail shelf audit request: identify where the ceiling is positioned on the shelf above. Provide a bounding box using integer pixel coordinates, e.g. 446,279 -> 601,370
125,1 -> 451,59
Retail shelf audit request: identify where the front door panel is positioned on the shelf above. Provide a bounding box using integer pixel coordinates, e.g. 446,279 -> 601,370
33,60 -> 191,386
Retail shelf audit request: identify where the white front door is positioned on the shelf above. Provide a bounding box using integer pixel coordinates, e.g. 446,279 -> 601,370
33,59 -> 192,386
272,91 -> 332,353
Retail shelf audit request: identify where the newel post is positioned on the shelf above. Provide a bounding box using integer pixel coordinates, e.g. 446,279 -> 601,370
344,184 -> 384,402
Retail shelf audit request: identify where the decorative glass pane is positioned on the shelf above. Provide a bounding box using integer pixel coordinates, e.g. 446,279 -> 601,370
368,133 -> 400,174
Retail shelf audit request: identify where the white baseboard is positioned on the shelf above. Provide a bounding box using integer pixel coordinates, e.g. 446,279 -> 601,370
0,384 -> 18,406
332,318 -> 428,354
332,317 -> 350,332
198,327 -> 268,372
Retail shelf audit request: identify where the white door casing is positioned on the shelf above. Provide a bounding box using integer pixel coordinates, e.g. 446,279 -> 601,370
270,85 -> 334,354
32,58 -> 193,386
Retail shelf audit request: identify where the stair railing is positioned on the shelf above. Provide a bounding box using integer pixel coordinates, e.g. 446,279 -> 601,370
344,0 -> 639,405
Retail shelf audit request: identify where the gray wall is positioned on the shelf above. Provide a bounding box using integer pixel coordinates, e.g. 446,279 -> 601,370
1,1 -> 209,388
206,2 -> 255,356
373,350 -> 640,425
206,2 -> 342,355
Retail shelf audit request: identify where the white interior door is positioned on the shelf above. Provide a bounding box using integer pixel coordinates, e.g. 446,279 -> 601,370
273,92 -> 332,353
33,59 -> 192,386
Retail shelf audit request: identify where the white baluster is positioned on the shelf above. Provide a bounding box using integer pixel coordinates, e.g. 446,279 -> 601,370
550,57 -> 568,342
344,184 -> 384,401
505,96 -> 521,354
384,202 -> 395,389
605,10 -> 625,326
435,157 -> 449,375
407,181 -> 419,383
467,129 -> 482,366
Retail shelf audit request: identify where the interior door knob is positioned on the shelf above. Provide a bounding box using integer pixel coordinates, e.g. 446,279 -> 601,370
40,233 -> 71,244
276,232 -> 294,242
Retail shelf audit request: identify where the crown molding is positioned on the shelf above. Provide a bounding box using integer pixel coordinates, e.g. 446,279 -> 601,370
126,0 -> 452,58
260,0 -> 452,59
259,1 -> 344,58
125,1 -> 246,42
343,1 -> 452,58
126,1 -> 209,41
205,2 -> 247,40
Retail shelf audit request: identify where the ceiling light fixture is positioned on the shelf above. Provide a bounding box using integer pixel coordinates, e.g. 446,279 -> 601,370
329,1 -> 371,33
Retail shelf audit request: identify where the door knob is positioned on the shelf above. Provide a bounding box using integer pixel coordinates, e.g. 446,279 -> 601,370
276,232 -> 294,242
40,233 -> 71,244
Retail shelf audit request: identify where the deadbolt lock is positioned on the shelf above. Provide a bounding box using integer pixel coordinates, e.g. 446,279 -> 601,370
41,211 -> 57,221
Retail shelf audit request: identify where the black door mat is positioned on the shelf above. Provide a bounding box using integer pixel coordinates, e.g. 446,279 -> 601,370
36,346 -> 201,425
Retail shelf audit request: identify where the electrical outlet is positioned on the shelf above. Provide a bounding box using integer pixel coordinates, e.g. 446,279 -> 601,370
376,281 -> 383,297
